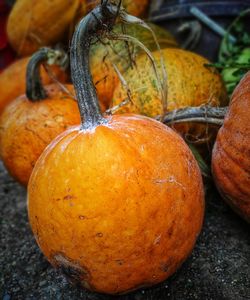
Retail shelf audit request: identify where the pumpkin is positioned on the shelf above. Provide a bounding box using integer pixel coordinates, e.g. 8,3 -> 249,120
7,0 -> 149,57
212,71 -> 250,222
90,22 -> 177,109
0,53 -> 68,116
80,0 -> 149,19
28,3 -> 204,295
7,0 -> 80,56
112,48 -> 228,142
0,48 -> 80,186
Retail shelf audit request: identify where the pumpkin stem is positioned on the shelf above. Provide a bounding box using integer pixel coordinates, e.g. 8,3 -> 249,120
161,106 -> 227,126
26,47 -> 68,101
70,2 -> 119,129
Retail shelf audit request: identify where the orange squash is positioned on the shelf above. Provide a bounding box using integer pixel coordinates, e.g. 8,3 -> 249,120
7,0 -> 80,56
212,72 -> 250,222
0,53 -> 68,116
0,48 -> 80,186
28,3 -> 204,295
90,22 -> 177,109
112,48 -> 228,142
80,0 -> 149,18
7,0 -> 149,57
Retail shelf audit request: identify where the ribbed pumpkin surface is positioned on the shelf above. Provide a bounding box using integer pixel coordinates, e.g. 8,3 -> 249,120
7,0 -> 80,56
212,72 -> 250,222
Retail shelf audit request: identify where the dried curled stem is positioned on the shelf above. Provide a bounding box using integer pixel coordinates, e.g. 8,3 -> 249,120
160,106 -> 228,127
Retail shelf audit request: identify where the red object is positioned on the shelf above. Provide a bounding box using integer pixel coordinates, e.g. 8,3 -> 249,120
0,0 -> 16,71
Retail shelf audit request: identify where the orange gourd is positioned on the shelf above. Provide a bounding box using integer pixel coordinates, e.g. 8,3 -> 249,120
7,0 -> 81,56
28,3 -> 204,295
0,53 -> 68,117
0,48 -> 80,186
212,72 -> 250,222
80,0 -> 149,19
7,0 -> 149,57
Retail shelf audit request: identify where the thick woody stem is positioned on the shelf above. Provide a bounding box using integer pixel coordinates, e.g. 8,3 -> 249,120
70,1 -> 120,129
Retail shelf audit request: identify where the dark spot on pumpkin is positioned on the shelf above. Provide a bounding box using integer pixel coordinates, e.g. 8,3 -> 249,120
167,222 -> 175,237
79,215 -> 86,220
52,252 -> 90,287
96,232 -> 103,237
115,259 -> 124,265
160,262 -> 170,273
63,195 -> 74,200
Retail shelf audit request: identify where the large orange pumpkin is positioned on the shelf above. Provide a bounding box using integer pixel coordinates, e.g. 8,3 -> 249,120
7,0 -> 149,57
0,48 -> 80,186
7,0 -> 80,56
28,3 -> 204,295
212,71 -> 250,222
0,51 -> 68,116
79,0 -> 149,21
90,22 -> 177,109
112,48 -> 228,142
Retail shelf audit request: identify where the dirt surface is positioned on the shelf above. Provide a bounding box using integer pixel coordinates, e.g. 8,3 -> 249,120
0,161 -> 249,300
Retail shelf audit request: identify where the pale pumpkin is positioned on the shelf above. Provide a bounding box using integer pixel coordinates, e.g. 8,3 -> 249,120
112,48 -> 228,142
212,71 -> 250,222
90,22 -> 177,108
0,49 -> 80,186
28,2 -> 204,295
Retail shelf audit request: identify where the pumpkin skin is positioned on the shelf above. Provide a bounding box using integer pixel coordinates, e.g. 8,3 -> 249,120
28,114 -> 204,294
0,57 -> 68,116
80,0 -> 149,18
90,23 -> 178,109
112,48 -> 228,141
212,72 -> 250,222
7,0 -> 80,56
0,84 -> 80,186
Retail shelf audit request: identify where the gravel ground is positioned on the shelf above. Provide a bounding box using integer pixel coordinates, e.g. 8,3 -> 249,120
0,161 -> 249,300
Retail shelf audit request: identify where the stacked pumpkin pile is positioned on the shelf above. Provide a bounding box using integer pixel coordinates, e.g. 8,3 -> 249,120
0,0 -> 249,295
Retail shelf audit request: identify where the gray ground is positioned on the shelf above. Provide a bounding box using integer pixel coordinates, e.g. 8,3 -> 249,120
0,161 -> 249,300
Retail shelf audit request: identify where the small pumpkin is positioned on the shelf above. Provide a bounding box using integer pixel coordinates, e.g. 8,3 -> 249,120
7,0 -> 80,56
80,0 -> 149,19
0,48 -> 80,186
112,48 -> 228,142
90,22 -> 177,109
28,3 -> 204,295
7,0 -> 149,57
0,52 -> 68,116
212,71 -> 250,222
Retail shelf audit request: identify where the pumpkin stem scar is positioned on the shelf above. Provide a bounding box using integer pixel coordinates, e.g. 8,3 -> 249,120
26,47 -> 69,101
70,1 -> 121,129
160,105 -> 228,126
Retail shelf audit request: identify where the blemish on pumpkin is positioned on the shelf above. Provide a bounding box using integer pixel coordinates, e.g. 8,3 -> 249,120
115,259 -> 124,265
160,262 -> 170,273
63,194 -> 74,200
79,215 -> 86,220
153,234 -> 161,245
52,252 -> 90,286
96,232 -> 103,237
